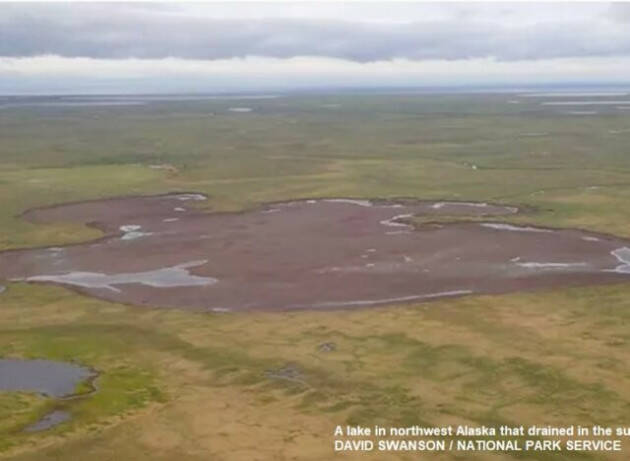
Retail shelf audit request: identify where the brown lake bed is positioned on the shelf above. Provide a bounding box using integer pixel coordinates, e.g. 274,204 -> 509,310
1,194 -> 629,312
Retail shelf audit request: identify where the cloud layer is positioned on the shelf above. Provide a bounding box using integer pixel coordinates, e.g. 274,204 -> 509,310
2,3 -> 630,62
2,3 -> 630,93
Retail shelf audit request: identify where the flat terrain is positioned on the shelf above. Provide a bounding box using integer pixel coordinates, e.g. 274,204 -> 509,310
1,92 -> 630,460
2,195 -> 630,311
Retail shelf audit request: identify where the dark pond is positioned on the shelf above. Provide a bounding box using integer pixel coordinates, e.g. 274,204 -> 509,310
0,359 -> 93,398
0,358 -> 96,432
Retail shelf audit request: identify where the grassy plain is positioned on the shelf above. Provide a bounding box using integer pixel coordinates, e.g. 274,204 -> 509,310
1,93 -> 630,460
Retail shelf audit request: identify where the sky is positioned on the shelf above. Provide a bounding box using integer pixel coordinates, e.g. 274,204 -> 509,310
2,2 -> 630,94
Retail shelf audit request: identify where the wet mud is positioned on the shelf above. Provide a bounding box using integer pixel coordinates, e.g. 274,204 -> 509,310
1,194 -> 629,311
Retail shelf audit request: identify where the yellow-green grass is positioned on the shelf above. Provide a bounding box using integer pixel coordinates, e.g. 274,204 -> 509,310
2,281 -> 630,460
2,94 -> 630,250
4,158 -> 630,250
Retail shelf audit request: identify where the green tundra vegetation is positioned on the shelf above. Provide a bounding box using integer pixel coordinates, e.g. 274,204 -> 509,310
1,93 -> 630,460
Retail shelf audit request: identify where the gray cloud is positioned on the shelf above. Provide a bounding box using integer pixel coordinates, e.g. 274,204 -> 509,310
610,2 -> 630,22
1,3 -> 630,62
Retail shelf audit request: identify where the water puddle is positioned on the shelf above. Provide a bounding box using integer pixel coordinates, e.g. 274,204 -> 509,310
15,261 -> 216,292
324,198 -> 374,207
380,214 -> 413,228
480,223 -> 552,233
174,194 -> 206,201
0,359 -> 93,397
516,262 -> 588,269
431,202 -> 517,213
582,236 -> 600,242
433,201 -> 486,209
0,359 -> 97,433
23,410 -> 70,433
610,247 -> 630,274
298,290 -> 474,309
119,224 -> 153,240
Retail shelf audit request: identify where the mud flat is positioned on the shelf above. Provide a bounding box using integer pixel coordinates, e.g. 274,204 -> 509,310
1,194 -> 630,311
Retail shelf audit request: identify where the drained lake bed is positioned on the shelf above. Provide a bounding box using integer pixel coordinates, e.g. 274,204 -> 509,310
1,194 -> 630,311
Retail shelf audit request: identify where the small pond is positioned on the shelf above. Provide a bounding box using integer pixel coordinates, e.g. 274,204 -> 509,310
0,358 -> 96,432
0,358 -> 93,397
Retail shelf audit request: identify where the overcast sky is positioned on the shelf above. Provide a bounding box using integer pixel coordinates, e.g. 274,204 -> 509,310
2,2 -> 630,94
